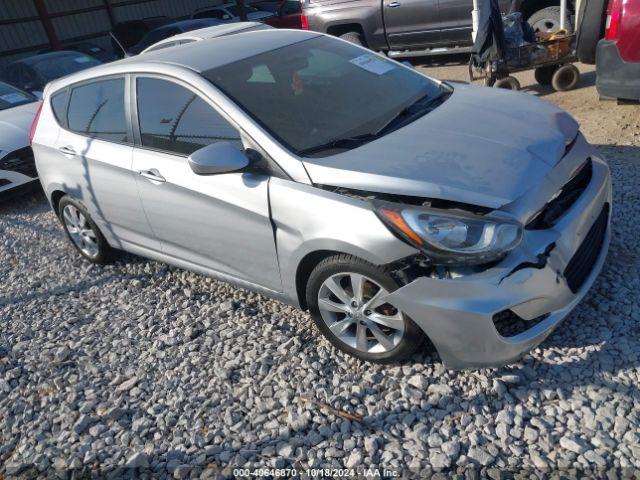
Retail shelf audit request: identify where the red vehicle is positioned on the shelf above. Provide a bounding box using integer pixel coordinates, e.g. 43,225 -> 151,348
264,0 -> 308,29
596,0 -> 640,100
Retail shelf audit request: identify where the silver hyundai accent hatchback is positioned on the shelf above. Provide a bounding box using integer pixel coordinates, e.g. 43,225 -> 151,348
32,30 -> 611,369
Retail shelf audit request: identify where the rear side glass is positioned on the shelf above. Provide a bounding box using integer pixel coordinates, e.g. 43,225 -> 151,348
67,78 -> 128,143
50,90 -> 68,126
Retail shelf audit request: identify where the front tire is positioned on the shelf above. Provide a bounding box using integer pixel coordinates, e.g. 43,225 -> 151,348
58,196 -> 113,264
306,254 -> 424,363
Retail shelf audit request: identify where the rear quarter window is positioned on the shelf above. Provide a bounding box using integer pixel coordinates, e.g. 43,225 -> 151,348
67,78 -> 128,143
50,89 -> 69,126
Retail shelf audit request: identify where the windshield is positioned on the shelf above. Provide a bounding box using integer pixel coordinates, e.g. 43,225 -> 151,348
0,82 -> 36,110
33,54 -> 101,81
204,36 -> 446,156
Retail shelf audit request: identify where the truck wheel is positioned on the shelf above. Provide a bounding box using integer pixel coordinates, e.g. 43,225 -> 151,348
494,76 -> 521,90
339,31 -> 366,46
576,0 -> 608,64
552,64 -> 580,91
534,65 -> 559,86
527,6 -> 573,34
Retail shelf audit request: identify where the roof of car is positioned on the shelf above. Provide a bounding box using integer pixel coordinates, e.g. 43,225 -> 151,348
164,18 -> 223,31
127,29 -> 318,72
45,29 -> 320,92
10,50 -> 91,66
145,22 -> 270,45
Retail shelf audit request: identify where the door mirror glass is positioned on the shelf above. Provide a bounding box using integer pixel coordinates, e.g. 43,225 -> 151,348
188,142 -> 249,175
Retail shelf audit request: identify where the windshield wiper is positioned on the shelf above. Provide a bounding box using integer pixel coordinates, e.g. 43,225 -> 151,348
375,90 -> 451,137
297,132 -> 380,157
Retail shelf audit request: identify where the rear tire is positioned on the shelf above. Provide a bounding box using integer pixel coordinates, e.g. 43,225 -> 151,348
494,76 -> 521,90
306,254 -> 424,363
576,0 -> 608,64
58,196 -> 113,264
551,64 -> 580,91
527,6 -> 573,34
339,31 -> 365,46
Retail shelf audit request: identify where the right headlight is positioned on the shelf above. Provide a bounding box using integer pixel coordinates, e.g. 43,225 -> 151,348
374,201 -> 523,266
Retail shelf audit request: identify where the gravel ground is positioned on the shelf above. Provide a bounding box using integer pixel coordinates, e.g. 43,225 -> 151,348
1,62 -> 640,478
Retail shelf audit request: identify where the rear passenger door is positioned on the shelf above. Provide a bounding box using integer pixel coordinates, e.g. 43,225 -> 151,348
53,76 -> 160,250
383,0 -> 441,48
131,76 -> 281,291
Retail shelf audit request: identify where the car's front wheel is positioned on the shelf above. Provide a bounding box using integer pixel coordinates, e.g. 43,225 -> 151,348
58,196 -> 113,264
306,254 -> 424,363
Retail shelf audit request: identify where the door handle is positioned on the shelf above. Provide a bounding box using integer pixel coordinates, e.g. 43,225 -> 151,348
138,169 -> 166,183
58,145 -> 76,156
387,1 -> 401,7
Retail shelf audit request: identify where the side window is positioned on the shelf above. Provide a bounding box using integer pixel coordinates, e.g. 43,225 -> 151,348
136,77 -> 242,156
50,89 -> 69,125
67,78 -> 128,143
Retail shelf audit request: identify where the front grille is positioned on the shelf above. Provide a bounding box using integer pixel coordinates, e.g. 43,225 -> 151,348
527,159 -> 593,230
1,147 -> 37,178
564,204 -> 609,294
493,310 -> 549,338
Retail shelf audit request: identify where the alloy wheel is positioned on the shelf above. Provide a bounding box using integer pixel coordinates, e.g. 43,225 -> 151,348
532,18 -> 561,33
62,204 -> 99,258
317,272 -> 405,353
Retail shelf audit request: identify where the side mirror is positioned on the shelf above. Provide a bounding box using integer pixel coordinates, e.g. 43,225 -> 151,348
188,142 -> 249,175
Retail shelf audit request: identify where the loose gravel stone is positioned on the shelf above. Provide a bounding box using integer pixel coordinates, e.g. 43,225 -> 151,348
1,139 -> 639,476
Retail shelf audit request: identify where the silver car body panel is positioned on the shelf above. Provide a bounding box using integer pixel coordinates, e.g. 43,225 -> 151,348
34,30 -> 612,369
303,85 -> 580,209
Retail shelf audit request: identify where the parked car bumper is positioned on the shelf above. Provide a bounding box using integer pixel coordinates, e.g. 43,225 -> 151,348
387,157 -> 612,370
596,39 -> 640,101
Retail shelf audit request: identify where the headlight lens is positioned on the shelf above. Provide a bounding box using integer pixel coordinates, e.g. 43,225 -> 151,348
375,201 -> 523,265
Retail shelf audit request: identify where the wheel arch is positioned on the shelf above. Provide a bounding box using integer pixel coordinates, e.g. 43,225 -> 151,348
50,189 -> 67,216
326,23 -> 366,39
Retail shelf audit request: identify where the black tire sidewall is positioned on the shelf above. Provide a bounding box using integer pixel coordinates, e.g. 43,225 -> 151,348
58,196 -> 112,264
306,255 -> 423,363
576,0 -> 607,64
535,65 -> 558,86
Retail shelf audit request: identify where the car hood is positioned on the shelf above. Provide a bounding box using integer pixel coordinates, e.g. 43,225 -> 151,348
0,101 -> 39,157
302,84 -> 579,209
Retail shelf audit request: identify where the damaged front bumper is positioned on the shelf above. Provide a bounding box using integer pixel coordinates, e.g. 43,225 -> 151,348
386,153 -> 612,370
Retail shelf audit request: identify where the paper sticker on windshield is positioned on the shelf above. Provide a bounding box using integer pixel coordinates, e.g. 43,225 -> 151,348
74,56 -> 91,64
0,93 -> 28,104
349,54 -> 395,75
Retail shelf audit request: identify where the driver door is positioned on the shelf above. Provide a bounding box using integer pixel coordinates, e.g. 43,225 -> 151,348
383,0 -> 441,48
131,75 -> 281,291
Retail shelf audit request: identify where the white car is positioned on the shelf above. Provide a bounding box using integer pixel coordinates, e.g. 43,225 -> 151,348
0,81 -> 41,200
192,4 -> 274,23
141,22 -> 273,54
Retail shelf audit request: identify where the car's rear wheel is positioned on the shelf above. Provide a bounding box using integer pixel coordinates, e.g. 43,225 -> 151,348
59,196 -> 113,264
306,254 -> 424,363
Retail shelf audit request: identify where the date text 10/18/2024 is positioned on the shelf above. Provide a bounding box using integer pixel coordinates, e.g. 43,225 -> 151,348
233,468 -> 401,478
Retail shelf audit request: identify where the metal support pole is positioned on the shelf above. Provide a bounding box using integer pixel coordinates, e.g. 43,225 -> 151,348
472,0 -> 480,42
33,0 -> 60,50
560,0 -> 567,30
